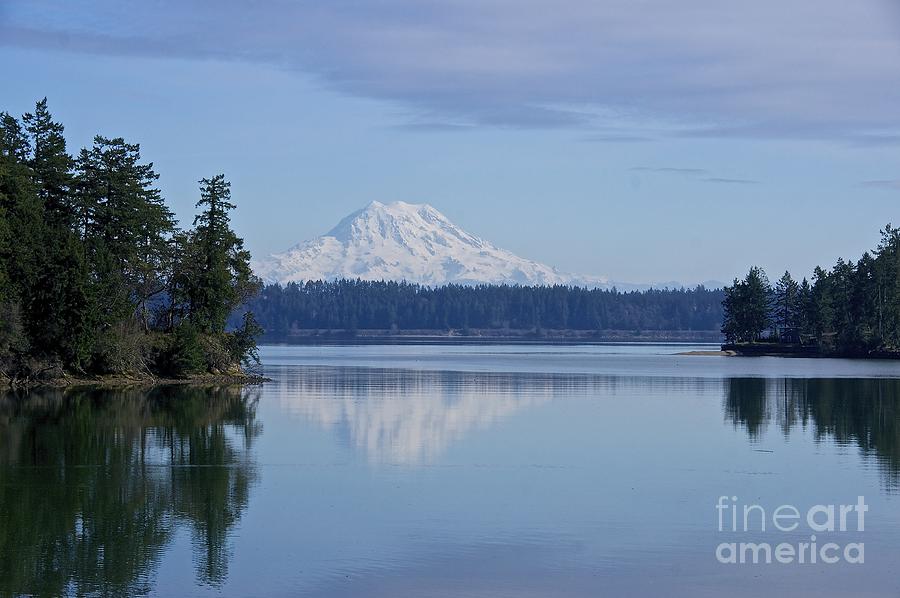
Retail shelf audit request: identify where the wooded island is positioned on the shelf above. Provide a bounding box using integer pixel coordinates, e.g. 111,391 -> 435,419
0,100 -> 262,385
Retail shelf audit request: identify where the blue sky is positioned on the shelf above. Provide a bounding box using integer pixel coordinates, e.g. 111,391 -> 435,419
2,0 -> 900,284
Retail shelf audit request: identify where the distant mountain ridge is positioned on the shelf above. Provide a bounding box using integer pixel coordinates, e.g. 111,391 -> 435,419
253,201 -> 720,290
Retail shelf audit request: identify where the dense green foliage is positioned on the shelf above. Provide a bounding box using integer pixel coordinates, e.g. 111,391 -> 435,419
241,280 -> 724,335
0,100 -> 261,382
722,226 -> 900,355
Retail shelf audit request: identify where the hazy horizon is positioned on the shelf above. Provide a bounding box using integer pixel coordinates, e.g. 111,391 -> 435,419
3,1 -> 900,284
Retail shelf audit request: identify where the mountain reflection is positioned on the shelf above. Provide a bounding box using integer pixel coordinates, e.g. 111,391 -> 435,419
725,377 -> 900,486
274,367 -> 720,464
274,368 -> 557,464
0,385 -> 260,598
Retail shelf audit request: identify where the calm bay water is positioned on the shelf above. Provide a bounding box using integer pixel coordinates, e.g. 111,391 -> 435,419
2,344 -> 900,597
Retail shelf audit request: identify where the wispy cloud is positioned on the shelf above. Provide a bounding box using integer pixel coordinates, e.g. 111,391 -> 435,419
860,180 -> 900,190
845,134 -> 900,148
581,134 -> 653,143
630,167 -> 759,185
390,122 -> 477,132
3,1 -> 900,138
702,177 -> 759,185
630,167 -> 708,175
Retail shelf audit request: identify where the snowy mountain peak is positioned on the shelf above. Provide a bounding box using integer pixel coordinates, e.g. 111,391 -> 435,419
253,201 -> 609,288
325,201 -> 464,243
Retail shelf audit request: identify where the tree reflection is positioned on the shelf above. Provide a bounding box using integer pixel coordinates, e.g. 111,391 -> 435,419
723,378 -> 769,438
724,377 -> 900,486
0,385 -> 260,597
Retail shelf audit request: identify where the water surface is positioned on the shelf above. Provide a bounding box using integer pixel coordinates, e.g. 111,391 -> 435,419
2,344 -> 900,597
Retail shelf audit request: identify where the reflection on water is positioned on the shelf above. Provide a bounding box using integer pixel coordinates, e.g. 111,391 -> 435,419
0,385 -> 260,597
725,377 -> 900,487
277,367 -> 900,484
4,347 -> 900,597
272,366 -> 721,464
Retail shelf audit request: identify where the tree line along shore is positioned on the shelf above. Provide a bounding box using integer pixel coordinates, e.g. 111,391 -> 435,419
235,280 -> 725,338
721,226 -> 900,358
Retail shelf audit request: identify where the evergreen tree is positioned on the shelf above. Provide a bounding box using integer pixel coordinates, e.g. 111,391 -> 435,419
719,268 -> 772,343
811,266 -> 834,347
797,278 -> 813,341
0,111 -> 65,363
0,113 -> 39,304
773,271 -> 800,342
0,127 -> 21,356
18,101 -> 93,365
876,225 -> 900,347
852,252 -> 878,350
75,136 -> 176,329
185,175 -> 260,334
743,267 -> 772,340
830,258 -> 856,342
22,98 -> 73,227
721,279 -> 741,343
0,203 -> 7,303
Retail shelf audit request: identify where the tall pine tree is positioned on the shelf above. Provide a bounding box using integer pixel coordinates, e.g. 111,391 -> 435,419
184,175 -> 259,335
773,271 -> 800,342
75,136 -> 176,330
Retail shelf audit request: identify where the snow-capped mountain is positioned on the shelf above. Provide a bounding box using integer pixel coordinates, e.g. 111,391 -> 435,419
253,201 -> 611,287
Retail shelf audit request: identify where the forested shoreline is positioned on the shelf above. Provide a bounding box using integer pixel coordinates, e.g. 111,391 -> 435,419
237,280 -> 725,338
722,226 -> 900,357
0,100 -> 262,385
